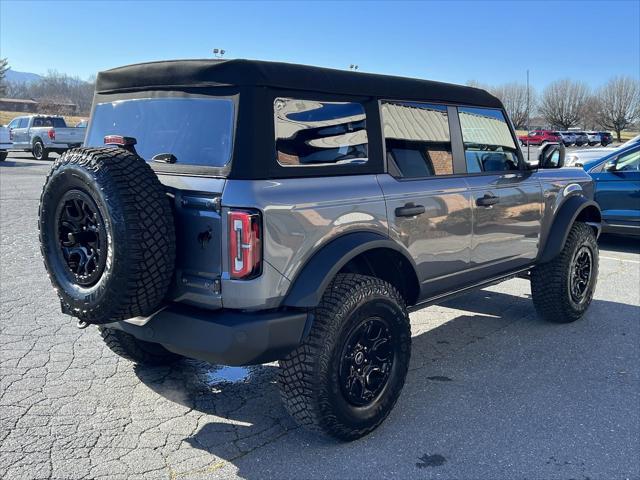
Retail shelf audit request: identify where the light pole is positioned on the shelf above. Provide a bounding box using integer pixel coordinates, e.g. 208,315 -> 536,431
526,69 -> 530,162
213,48 -> 226,59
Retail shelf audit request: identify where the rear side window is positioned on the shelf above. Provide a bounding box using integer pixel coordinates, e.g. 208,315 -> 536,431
458,107 -> 519,173
274,98 -> 368,167
18,118 -> 29,128
86,97 -> 235,167
381,101 -> 453,178
32,117 -> 66,128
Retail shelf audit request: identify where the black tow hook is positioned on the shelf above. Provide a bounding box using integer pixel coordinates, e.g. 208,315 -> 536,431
77,320 -> 90,329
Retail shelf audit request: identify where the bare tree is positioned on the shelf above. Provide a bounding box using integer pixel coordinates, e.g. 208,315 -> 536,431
4,70 -> 96,115
539,79 -> 590,129
467,80 -> 535,129
0,58 -> 9,95
597,76 -> 640,142
491,82 -> 535,129
580,96 -> 602,130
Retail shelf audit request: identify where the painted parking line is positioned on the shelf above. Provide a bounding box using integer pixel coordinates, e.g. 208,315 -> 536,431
600,255 -> 640,264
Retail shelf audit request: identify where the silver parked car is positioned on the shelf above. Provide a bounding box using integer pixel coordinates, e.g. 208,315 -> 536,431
558,131 -> 576,146
586,131 -> 602,146
571,131 -> 589,147
565,134 -> 640,166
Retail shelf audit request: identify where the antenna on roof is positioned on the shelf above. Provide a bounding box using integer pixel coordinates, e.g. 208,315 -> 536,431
213,48 -> 226,59
349,64 -> 359,71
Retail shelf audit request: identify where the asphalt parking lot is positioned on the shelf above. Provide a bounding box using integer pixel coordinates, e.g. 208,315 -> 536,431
1,151 -> 638,480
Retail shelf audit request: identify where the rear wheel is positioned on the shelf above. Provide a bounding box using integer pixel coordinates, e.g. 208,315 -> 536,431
33,140 -> 48,160
531,222 -> 598,323
279,274 -> 411,441
99,327 -> 181,365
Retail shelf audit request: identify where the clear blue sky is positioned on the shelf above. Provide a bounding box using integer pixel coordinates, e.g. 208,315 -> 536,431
1,0 -> 639,90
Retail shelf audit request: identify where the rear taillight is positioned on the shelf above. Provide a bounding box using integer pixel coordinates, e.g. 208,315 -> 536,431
228,210 -> 262,280
104,135 -> 137,147
48,129 -> 55,140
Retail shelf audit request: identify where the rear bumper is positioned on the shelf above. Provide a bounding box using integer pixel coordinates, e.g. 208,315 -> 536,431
43,142 -> 81,150
107,304 -> 311,366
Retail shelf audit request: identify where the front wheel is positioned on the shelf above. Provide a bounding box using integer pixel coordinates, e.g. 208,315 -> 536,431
32,140 -> 49,160
0,151 -> 7,162
279,274 -> 411,441
531,222 -> 598,323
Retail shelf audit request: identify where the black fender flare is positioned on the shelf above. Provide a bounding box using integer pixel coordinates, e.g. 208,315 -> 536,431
282,231 -> 419,308
538,195 -> 601,264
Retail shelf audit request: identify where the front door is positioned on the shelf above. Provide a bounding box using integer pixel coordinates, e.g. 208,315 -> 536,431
457,107 -> 543,281
466,172 -> 543,276
592,146 -> 640,232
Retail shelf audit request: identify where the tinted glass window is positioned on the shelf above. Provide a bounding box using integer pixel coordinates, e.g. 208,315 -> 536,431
32,117 -> 66,128
8,118 -> 20,129
274,98 -> 368,167
616,148 -> 640,171
86,97 -> 235,167
18,118 -> 29,128
458,107 -> 519,173
381,101 -> 453,178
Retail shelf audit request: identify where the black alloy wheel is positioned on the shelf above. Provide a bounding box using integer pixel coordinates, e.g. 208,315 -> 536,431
55,189 -> 108,287
339,317 -> 395,407
569,245 -> 593,304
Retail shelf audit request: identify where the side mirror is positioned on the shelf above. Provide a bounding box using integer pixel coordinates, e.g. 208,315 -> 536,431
538,142 -> 565,168
604,159 -> 617,172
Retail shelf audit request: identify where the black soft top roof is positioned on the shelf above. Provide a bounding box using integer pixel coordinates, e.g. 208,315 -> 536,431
95,59 -> 502,108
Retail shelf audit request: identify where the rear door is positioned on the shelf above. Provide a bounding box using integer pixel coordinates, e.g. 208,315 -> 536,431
377,101 -> 473,299
592,146 -> 640,231
457,107 -> 543,279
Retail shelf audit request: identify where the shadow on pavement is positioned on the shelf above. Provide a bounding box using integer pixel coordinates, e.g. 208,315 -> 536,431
132,287 -> 639,478
0,159 -> 49,168
598,233 -> 640,254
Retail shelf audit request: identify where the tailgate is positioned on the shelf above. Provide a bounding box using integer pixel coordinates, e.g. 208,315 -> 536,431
158,175 -> 225,310
55,128 -> 85,144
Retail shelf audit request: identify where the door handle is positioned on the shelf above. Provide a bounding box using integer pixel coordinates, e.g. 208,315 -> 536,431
395,203 -> 425,217
476,194 -> 499,207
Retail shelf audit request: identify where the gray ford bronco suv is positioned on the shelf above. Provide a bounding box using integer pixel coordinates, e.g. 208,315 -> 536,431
39,59 -> 601,440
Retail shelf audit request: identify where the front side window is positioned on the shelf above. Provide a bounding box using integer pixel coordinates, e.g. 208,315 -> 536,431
381,101 -> 453,178
274,98 -> 368,167
615,148 -> 640,171
86,97 -> 235,168
458,107 -> 519,173
8,118 -> 20,129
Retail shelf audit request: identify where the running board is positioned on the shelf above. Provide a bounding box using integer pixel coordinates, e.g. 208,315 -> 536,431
407,266 -> 533,313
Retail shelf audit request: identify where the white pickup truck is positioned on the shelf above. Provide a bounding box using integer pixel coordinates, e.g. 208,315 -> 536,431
0,125 -> 10,161
6,115 -> 86,160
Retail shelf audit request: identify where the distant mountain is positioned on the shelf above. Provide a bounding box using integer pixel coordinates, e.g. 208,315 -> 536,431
5,69 -> 43,84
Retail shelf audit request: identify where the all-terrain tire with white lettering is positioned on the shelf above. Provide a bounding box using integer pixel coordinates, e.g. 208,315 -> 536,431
278,273 -> 411,441
39,147 -> 176,324
531,222 -> 598,323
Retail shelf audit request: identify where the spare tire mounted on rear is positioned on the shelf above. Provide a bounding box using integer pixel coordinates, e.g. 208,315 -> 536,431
39,147 -> 176,324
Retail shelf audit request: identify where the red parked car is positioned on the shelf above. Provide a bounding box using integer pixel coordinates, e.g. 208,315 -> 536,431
518,130 -> 562,146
